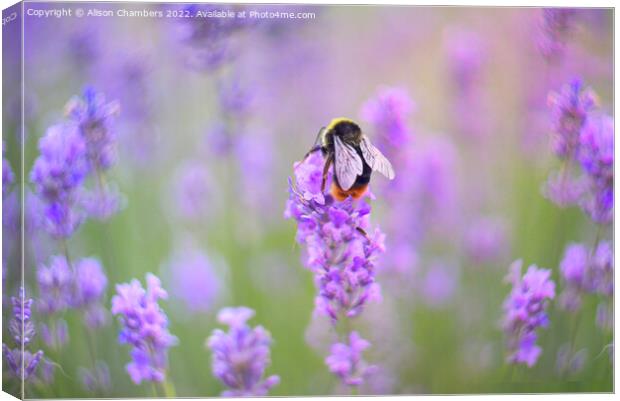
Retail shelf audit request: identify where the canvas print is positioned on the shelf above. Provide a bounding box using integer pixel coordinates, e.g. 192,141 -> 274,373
1,2 -> 614,398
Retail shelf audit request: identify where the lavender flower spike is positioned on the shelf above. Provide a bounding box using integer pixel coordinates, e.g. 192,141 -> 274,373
30,124 -> 88,238
74,257 -> 109,329
65,86 -> 120,172
207,307 -> 280,396
2,288 -> 44,381
111,273 -> 178,384
578,114 -> 614,224
37,255 -> 74,315
3,142 -> 14,198
502,260 -> 555,367
325,331 -> 376,387
285,151 -> 385,322
547,79 -> 598,159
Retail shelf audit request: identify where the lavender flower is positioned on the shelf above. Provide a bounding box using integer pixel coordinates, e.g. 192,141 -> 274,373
111,273 -> 178,384
81,183 -> 124,221
360,86 -> 415,151
578,114 -> 613,224
463,217 -> 508,264
167,247 -> 221,313
537,8 -> 577,62
74,257 -> 109,329
74,257 -> 107,307
65,87 -> 120,172
171,160 -> 217,220
285,151 -> 384,322
79,361 -> 111,393
40,319 -> 69,350
3,142 -> 14,198
558,240 -> 613,312
325,331 -> 375,387
556,343 -> 587,376
502,260 -> 555,367
2,288 -> 44,381
445,28 -> 486,93
236,133 -> 275,212
444,29 -> 489,139
560,243 -> 588,283
37,255 -> 74,315
174,4 -> 250,72
547,79 -> 597,159
30,124 -> 88,238
217,77 -> 254,119
543,79 -> 598,208
420,261 -> 458,308
590,240 -> 613,297
207,307 -> 280,396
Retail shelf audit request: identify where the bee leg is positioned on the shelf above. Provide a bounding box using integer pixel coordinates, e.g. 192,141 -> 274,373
302,145 -> 322,162
321,153 -> 333,193
355,227 -> 371,241
295,146 -> 322,172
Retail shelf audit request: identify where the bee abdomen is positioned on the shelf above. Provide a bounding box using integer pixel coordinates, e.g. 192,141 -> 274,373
331,182 -> 369,201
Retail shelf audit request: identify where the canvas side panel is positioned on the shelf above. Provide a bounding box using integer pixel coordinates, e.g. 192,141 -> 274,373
2,1 -> 24,399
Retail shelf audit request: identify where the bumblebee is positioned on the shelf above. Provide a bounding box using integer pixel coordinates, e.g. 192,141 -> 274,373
303,118 -> 395,201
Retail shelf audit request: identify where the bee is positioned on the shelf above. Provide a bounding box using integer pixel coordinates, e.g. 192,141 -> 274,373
302,118 -> 395,201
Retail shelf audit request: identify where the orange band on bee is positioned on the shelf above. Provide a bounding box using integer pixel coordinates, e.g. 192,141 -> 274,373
330,182 -> 369,201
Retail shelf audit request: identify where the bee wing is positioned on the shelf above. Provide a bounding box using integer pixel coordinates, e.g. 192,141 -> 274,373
360,136 -> 395,180
334,135 -> 363,190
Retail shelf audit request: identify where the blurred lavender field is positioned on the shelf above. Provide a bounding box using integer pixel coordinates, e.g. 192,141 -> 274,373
1,3 -> 614,398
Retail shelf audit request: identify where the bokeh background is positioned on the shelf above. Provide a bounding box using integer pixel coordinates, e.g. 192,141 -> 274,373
2,3 -> 614,398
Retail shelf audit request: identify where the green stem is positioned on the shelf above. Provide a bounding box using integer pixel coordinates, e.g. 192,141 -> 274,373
150,381 -> 160,397
159,378 -> 177,398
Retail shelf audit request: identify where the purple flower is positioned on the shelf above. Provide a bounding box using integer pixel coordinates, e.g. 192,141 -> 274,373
168,247 -> 221,313
444,29 -> 489,139
360,86 -> 415,151
547,79 -> 598,159
207,307 -> 280,396
578,114 -> 613,224
2,346 -> 44,382
74,257 -> 108,307
444,28 -> 486,93
30,123 -> 88,238
79,361 -> 111,393
463,217 -> 508,264
3,142 -> 14,198
325,331 -> 376,387
171,160 -> 216,220
174,4 -> 250,72
218,77 -> 254,118
285,152 -> 384,322
420,262 -> 458,308
556,343 -> 587,376
37,255 -> 74,314
65,87 -> 120,172
236,133 -> 275,212
2,288 -> 45,381
537,8 -> 577,62
558,241 -> 613,312
579,115 -> 614,179
560,243 -> 588,286
40,319 -> 69,350
590,240 -> 613,297
502,260 -> 555,367
81,184 -> 124,221
74,258 -> 109,329
111,273 -> 178,384
543,171 -> 587,208
9,287 -> 36,346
